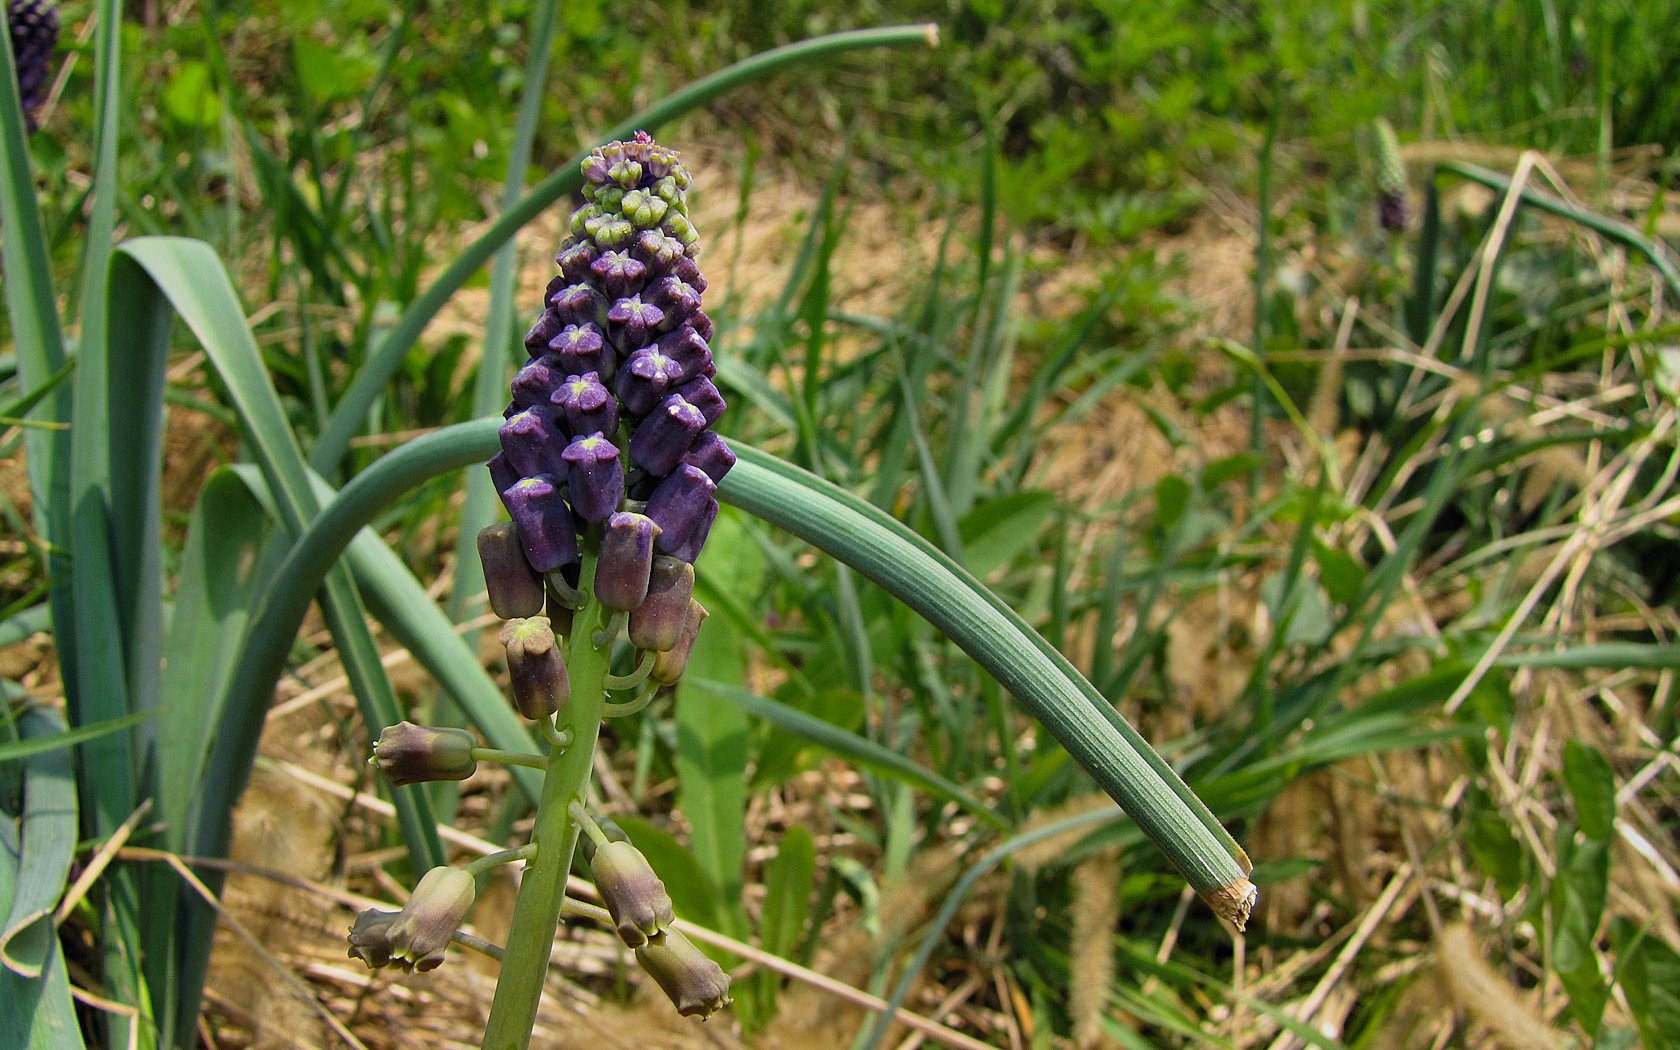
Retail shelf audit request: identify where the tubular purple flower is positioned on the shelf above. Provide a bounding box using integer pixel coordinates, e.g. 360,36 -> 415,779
372,722 -> 478,785
524,311 -> 563,357
550,282 -> 606,326
501,475 -> 578,573
596,512 -> 660,611
615,348 -> 681,417
674,375 -> 725,426
590,250 -> 648,297
645,464 -> 718,563
477,522 -> 546,618
681,430 -> 736,485
8,0 -> 57,132
589,840 -> 676,948
551,371 -> 618,438
498,407 -> 567,478
549,322 -> 610,378
629,556 -> 695,652
647,276 -> 701,324
486,452 -> 521,502
608,294 -> 665,348
654,327 -> 712,385
557,241 -> 597,281
633,229 -> 686,271
629,395 -> 707,478
561,432 -> 625,523
510,356 -> 567,413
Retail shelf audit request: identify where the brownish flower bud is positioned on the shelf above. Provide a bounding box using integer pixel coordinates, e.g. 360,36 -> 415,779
628,556 -> 694,652
650,600 -> 708,686
385,866 -> 476,972
500,616 -> 570,719
590,840 -> 676,948
346,907 -> 402,969
477,522 -> 545,619
371,722 -> 478,785
635,929 -> 733,1019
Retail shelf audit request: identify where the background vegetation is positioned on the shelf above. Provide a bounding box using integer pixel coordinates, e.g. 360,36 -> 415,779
4,1 -> 1677,1048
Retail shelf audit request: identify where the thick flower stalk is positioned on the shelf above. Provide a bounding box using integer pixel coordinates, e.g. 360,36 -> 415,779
6,0 -> 57,131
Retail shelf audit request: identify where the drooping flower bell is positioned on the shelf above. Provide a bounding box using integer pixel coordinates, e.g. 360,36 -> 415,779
635,929 -> 733,1019
348,866 -> 477,973
7,0 -> 57,132
372,722 -> 478,785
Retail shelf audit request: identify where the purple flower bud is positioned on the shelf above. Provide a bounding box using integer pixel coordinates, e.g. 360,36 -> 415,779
524,310 -> 563,358
635,929 -> 732,1019
629,556 -> 694,652
501,616 -> 569,719
650,600 -> 708,686
654,327 -> 711,384
615,348 -> 681,417
646,464 -> 718,563
499,408 -> 567,478
590,840 -> 676,948
608,295 -> 664,348
486,452 -> 521,500
385,867 -> 476,972
672,256 -> 707,293
690,310 -> 715,343
509,355 -> 567,413
681,431 -> 736,484
581,153 -> 611,184
630,395 -> 707,478
372,722 -> 478,785
633,229 -> 686,272
477,522 -> 546,618
549,322 -> 609,377
556,242 -> 598,281
590,250 -> 647,297
501,475 -> 578,572
551,371 -> 618,438
596,512 -> 660,611
8,0 -> 58,132
550,282 -> 606,326
648,276 -> 701,326
561,432 -> 625,523
674,375 -> 726,426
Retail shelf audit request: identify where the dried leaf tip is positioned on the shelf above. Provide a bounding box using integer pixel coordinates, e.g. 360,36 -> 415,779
1199,878 -> 1257,932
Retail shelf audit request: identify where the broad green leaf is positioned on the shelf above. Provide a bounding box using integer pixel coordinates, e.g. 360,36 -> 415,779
1312,540 -> 1365,606
760,826 -> 816,960
1612,917 -> 1680,1049
1154,474 -> 1191,532
958,491 -> 1056,579
1459,787 -> 1525,900
675,607 -> 750,940
1550,825 -> 1609,1035
0,820 -> 85,1050
1562,741 -> 1616,843
163,60 -> 222,127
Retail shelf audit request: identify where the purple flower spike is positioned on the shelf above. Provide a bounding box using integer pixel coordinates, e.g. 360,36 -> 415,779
550,283 -> 606,326
675,375 -> 725,426
630,395 -> 708,478
655,327 -> 712,384
596,511 -> 661,611
682,430 -> 736,484
551,371 -> 618,438
591,250 -> 648,297
499,408 -> 568,478
561,432 -> 625,523
502,475 -> 579,573
646,464 -> 719,563
510,356 -> 566,413
608,295 -> 665,348
615,349 -> 681,417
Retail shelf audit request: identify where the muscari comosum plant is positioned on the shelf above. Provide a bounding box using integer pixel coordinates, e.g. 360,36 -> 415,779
346,134 -> 1258,1047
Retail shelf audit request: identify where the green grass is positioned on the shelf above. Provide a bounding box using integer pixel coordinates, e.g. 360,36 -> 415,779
3,2 -> 1679,1049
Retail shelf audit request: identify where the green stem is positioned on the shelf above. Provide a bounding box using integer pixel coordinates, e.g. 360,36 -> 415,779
566,800 -> 610,849
602,650 -> 655,692
480,554 -> 608,1050
470,747 -> 548,771
465,843 -> 538,877
603,681 -> 658,718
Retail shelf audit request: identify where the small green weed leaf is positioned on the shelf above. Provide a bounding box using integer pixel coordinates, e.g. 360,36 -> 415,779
958,491 -> 1055,579
1259,572 -> 1333,647
760,826 -> 816,960
1550,825 -> 1610,1034
292,37 -> 374,103
1154,474 -> 1191,532
1201,452 -> 1262,492
163,61 -> 222,128
611,816 -> 719,931
1611,917 -> 1680,1048
1459,787 -> 1526,899
1562,742 -> 1616,843
1312,541 -> 1365,606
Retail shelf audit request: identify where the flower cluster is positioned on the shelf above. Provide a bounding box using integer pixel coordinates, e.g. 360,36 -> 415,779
7,0 -> 57,131
492,130 -> 732,587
